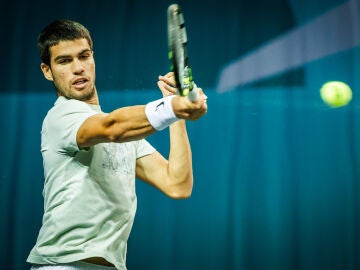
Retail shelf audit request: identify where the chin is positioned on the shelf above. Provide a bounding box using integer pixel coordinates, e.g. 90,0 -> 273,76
78,88 -> 96,101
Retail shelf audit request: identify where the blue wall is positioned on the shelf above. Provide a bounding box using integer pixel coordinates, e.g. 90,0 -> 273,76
1,0 -> 359,269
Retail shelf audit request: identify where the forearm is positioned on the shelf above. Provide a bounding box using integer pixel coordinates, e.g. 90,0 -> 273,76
167,120 -> 193,196
78,105 -> 156,147
105,105 -> 155,142
105,93 -> 205,142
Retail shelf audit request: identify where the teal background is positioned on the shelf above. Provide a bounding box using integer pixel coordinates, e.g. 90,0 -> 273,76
1,0 -> 359,269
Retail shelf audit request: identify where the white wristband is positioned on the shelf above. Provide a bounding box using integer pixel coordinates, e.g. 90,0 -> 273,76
145,95 -> 179,130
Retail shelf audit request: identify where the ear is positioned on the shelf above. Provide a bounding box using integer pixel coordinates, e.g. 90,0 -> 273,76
40,63 -> 54,81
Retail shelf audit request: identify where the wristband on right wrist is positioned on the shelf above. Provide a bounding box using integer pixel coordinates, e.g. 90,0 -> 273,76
145,95 -> 179,130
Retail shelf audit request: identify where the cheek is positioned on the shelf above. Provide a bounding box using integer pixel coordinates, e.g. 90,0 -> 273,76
55,70 -> 68,82
89,61 -> 95,72
89,63 -> 96,80
52,71 -> 70,90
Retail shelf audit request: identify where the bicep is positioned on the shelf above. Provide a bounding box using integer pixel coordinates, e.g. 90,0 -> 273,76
76,113 -> 111,148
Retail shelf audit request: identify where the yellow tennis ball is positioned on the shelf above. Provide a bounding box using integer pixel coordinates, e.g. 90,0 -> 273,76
320,81 -> 352,108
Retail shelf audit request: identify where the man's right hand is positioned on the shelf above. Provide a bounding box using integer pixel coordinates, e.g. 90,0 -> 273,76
171,89 -> 208,121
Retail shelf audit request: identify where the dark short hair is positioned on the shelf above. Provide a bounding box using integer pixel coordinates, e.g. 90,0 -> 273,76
37,19 -> 93,65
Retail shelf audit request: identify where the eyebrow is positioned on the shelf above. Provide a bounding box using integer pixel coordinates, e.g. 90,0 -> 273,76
53,49 -> 92,62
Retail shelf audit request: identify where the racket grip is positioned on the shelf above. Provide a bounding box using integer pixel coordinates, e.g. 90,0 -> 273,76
187,83 -> 199,102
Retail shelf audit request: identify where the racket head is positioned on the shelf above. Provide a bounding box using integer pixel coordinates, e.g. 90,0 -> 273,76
167,4 -> 194,97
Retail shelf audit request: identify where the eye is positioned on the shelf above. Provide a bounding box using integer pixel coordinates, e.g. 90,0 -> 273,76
79,53 -> 91,60
58,58 -> 71,64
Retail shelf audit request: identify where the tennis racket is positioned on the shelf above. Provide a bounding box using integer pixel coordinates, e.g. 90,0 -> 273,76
167,3 -> 198,101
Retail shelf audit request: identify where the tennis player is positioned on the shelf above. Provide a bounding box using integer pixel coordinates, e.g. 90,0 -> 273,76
27,19 -> 207,270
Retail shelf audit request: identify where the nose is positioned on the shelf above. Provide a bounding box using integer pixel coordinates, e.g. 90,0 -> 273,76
72,58 -> 84,74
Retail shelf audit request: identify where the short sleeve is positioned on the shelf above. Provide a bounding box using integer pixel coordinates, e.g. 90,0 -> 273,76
42,98 -> 99,154
136,139 -> 156,159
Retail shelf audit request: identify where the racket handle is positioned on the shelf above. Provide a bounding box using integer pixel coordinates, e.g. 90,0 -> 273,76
187,83 -> 199,102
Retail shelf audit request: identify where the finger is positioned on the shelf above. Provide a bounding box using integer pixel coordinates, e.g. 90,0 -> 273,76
164,72 -> 175,80
159,75 -> 176,87
159,72 -> 175,81
157,81 -> 177,95
197,88 -> 208,101
194,102 -> 208,119
164,83 -> 177,94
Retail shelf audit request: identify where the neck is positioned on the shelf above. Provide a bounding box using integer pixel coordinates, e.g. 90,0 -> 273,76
85,90 -> 100,105
57,86 -> 100,105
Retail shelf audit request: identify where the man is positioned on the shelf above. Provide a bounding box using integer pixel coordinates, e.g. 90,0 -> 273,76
27,19 -> 207,270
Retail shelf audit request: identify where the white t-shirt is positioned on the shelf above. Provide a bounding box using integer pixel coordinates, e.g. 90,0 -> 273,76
27,96 -> 155,269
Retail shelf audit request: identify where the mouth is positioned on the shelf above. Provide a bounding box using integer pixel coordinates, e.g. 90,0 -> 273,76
72,77 -> 89,89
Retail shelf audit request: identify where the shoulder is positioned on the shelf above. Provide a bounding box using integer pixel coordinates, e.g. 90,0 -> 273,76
45,97 -> 99,121
54,96 -> 97,113
42,97 -> 100,136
